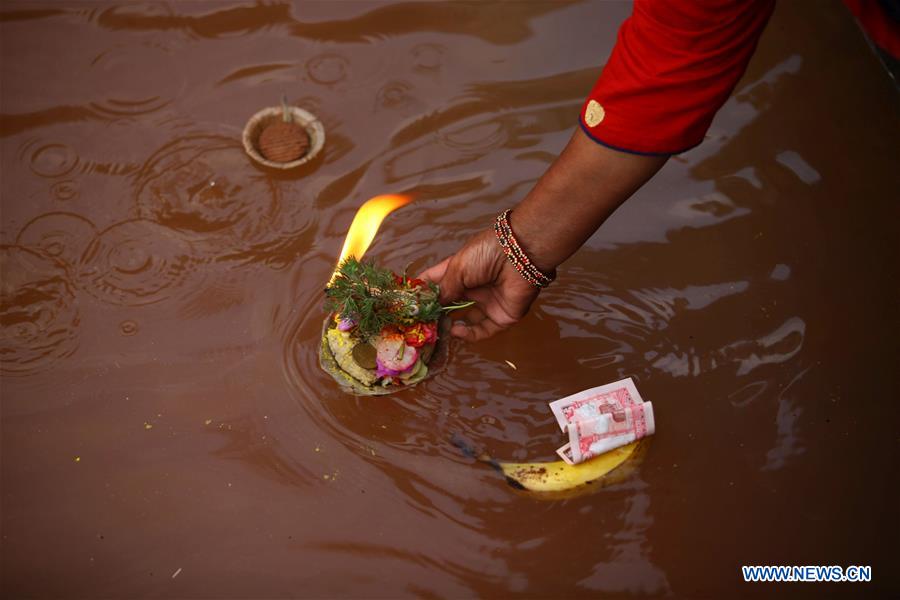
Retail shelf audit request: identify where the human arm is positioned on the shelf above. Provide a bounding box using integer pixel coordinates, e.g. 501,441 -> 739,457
422,0 -> 775,342
421,129 -> 667,342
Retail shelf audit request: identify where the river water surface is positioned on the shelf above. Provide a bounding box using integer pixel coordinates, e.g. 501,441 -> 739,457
2,1 -> 899,598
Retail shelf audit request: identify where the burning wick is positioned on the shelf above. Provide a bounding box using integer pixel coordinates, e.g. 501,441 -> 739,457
328,194 -> 413,286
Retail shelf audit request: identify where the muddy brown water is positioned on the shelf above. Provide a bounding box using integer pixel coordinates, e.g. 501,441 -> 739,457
2,1 -> 899,598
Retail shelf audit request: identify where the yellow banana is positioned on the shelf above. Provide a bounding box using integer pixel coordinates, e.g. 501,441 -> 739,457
497,442 -> 640,493
452,435 -> 644,495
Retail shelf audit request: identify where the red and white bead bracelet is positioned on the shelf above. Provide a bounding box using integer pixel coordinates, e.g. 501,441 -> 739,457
493,209 -> 556,289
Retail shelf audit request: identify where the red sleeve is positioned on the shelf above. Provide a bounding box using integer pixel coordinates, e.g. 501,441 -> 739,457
580,0 -> 776,156
843,0 -> 900,59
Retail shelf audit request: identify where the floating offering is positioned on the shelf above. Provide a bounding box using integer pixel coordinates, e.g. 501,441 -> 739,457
452,433 -> 645,495
258,117 -> 309,162
322,258 -> 471,394
319,194 -> 471,395
451,378 -> 655,495
242,97 -> 324,169
549,377 -> 655,464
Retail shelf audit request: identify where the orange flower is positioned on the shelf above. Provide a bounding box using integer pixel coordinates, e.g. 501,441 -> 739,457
392,273 -> 427,290
403,321 -> 438,347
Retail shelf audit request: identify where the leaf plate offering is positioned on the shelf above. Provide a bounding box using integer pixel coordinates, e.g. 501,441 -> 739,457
320,257 -> 470,395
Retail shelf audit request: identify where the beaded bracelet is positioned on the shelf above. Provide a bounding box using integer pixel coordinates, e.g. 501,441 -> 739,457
493,209 -> 556,288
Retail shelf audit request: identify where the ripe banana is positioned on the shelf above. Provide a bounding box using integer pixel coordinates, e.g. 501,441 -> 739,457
497,442 -> 640,493
452,434 -> 642,494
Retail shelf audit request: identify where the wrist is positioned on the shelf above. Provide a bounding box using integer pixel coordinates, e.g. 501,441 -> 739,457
498,128 -> 669,274
505,208 -> 560,274
494,209 -> 556,288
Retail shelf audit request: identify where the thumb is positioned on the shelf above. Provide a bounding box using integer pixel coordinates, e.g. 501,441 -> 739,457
433,255 -> 467,303
418,256 -> 450,284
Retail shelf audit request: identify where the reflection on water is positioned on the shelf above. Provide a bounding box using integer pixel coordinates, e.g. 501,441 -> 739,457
135,134 -> 282,255
0,245 -> 80,377
577,484 -> 670,595
86,41 -> 183,117
17,211 -> 97,266
2,1 -> 899,598
76,219 -> 198,307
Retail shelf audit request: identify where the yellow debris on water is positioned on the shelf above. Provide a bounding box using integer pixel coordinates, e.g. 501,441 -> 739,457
74,456 -> 80,462
144,422 -> 153,430
204,419 -> 212,426
505,360 -> 517,370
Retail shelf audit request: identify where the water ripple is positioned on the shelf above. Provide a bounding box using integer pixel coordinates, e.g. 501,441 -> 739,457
76,219 -> 198,306
85,41 -> 184,117
16,212 -> 97,268
21,140 -> 79,178
50,180 -> 80,201
305,52 -> 349,86
134,134 -> 289,259
0,245 -> 80,377
411,43 -> 444,72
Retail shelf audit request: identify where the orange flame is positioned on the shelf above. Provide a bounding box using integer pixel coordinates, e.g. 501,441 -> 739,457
330,194 -> 413,282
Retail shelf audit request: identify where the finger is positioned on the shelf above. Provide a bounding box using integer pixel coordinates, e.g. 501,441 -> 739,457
480,298 -> 521,329
459,305 -> 487,325
418,257 -> 450,284
450,322 -> 470,338
448,306 -> 485,339
453,318 -> 505,342
433,256 -> 466,303
462,286 -> 521,329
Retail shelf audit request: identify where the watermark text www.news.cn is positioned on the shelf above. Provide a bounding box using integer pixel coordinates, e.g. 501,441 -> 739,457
742,565 -> 872,583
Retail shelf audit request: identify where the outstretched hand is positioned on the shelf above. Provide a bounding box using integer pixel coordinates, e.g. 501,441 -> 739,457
419,129 -> 669,342
420,229 -> 540,342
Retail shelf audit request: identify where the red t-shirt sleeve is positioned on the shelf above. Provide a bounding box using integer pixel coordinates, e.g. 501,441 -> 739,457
580,0 -> 776,155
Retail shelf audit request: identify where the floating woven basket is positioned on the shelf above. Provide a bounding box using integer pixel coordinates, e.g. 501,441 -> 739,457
242,105 -> 325,169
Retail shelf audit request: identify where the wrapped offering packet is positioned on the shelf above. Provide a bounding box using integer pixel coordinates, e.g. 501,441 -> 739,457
549,378 -> 655,465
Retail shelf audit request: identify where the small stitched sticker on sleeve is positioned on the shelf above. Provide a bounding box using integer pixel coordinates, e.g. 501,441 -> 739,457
584,99 -> 605,127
